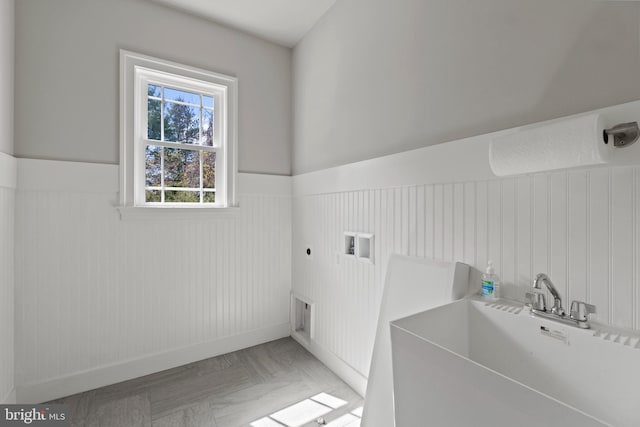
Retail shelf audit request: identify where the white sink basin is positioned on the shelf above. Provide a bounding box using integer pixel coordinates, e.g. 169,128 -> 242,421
391,297 -> 640,427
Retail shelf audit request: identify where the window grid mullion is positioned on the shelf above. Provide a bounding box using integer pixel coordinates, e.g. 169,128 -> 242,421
160,86 -> 166,203
160,146 -> 165,203
142,139 -> 217,152
160,98 -> 200,108
146,187 -> 216,192
148,186 -> 202,192
199,94 -> 203,145
199,150 -> 204,203
199,94 -> 204,203
160,86 -> 165,142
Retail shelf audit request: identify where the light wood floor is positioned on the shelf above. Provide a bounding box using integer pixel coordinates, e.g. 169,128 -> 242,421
49,337 -> 363,427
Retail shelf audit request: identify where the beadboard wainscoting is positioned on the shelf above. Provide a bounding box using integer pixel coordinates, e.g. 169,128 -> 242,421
292,101 -> 640,396
0,152 -> 16,404
14,159 -> 292,403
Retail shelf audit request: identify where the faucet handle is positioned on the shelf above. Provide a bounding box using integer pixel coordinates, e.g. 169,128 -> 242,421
570,301 -> 596,322
525,292 -> 546,311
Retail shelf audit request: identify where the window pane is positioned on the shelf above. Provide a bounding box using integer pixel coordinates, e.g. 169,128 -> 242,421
203,192 -> 215,203
145,190 -> 161,202
164,87 -> 200,105
164,147 -> 200,188
147,99 -> 161,140
203,151 -> 216,189
202,108 -> 213,146
164,190 -> 200,203
148,84 -> 161,98
164,102 -> 199,144
203,95 -> 213,108
145,145 -> 162,186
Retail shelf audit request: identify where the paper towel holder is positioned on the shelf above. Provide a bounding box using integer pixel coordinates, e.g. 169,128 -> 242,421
603,122 -> 639,147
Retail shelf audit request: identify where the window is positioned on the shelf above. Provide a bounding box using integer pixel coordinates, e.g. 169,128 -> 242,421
120,50 -> 237,210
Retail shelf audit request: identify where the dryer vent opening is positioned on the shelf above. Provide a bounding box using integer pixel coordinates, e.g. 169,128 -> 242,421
293,296 -> 313,344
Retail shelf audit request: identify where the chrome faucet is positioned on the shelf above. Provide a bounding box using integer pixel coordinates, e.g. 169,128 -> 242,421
526,273 -> 596,329
532,273 -> 564,316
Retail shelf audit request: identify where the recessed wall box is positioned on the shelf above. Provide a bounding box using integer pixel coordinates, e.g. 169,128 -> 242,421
343,232 -> 374,264
357,233 -> 374,263
344,232 -> 356,257
291,294 -> 314,344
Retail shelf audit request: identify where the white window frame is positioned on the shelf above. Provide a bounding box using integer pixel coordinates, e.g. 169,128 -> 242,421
120,50 -> 237,213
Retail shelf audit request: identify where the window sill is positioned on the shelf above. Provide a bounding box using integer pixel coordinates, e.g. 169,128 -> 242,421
116,205 -> 240,221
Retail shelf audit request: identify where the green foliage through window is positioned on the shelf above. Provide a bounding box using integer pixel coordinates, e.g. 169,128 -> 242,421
145,84 -> 216,203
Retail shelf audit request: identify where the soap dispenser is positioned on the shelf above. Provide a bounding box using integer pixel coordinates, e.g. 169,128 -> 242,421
481,260 -> 500,299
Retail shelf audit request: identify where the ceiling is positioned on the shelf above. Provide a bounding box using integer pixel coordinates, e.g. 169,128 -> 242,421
151,0 -> 338,47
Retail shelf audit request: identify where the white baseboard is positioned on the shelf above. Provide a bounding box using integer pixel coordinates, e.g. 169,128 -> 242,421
2,387 -> 16,404
16,323 -> 290,404
291,331 -> 367,397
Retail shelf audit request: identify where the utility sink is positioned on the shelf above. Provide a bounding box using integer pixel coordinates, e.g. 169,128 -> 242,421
390,297 -> 640,427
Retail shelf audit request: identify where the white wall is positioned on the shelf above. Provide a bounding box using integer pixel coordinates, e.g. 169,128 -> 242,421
0,156 -> 16,404
15,0 -> 292,175
12,0 -> 294,403
292,102 -> 640,395
293,0 -> 640,174
0,0 -> 16,404
0,0 -> 14,156
14,160 -> 292,403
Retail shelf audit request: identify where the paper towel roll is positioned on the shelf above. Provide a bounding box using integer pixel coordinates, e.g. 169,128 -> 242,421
489,113 -> 611,176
